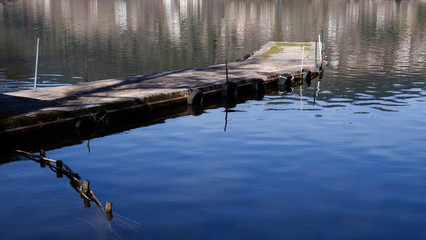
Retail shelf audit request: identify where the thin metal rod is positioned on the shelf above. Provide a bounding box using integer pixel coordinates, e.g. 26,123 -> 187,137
34,38 -> 40,89
318,34 -> 322,61
315,40 -> 318,71
301,46 -> 305,73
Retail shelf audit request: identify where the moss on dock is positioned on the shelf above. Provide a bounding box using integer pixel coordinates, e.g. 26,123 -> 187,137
262,45 -> 284,57
262,42 -> 313,57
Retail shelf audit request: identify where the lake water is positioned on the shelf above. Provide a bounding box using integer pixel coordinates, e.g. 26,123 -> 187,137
1,0 -> 426,239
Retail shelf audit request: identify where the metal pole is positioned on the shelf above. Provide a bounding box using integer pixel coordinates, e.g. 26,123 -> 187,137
301,46 -> 305,73
34,38 -> 40,89
318,34 -> 322,62
315,40 -> 318,71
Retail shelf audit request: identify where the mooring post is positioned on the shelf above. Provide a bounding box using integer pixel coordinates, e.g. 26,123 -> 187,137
34,38 -> 40,89
105,201 -> 112,213
105,201 -> 113,221
56,160 -> 63,178
83,199 -> 91,208
39,149 -> 46,168
82,180 -> 90,195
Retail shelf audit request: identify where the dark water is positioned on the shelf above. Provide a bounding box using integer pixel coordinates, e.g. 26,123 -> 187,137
1,0 -> 426,239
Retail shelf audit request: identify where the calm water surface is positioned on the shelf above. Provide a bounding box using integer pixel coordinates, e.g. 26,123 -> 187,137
1,0 -> 426,239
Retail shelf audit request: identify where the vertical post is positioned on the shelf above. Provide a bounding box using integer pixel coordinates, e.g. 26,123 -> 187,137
225,60 -> 229,83
315,40 -> 318,71
300,82 -> 303,112
39,149 -> 46,168
318,34 -> 322,62
321,29 -> 325,55
34,38 -> 40,89
301,46 -> 305,73
82,180 -> 90,195
56,160 -> 63,178
105,201 -> 113,221
83,199 -> 91,208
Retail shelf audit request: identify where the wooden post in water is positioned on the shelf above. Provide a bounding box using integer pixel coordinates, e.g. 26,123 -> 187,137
39,149 -> 46,168
82,180 -> 90,195
82,179 -> 91,208
34,38 -> 40,89
84,199 -> 91,208
105,201 -> 113,221
56,160 -> 63,178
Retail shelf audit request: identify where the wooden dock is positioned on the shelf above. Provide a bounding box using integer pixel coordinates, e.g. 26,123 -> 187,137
0,41 -> 323,143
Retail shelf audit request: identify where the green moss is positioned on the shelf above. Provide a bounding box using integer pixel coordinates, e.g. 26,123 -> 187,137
262,42 -> 313,57
261,45 -> 283,57
276,42 -> 312,48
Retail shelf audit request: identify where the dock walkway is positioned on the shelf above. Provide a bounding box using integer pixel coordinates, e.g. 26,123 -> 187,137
0,42 -> 320,133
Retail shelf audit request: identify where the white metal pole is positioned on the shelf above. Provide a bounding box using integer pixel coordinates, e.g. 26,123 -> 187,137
301,46 -> 305,72
34,38 -> 40,89
318,34 -> 322,61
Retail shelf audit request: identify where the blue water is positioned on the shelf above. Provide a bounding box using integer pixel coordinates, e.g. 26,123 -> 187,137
1,0 -> 426,239
2,74 -> 426,239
